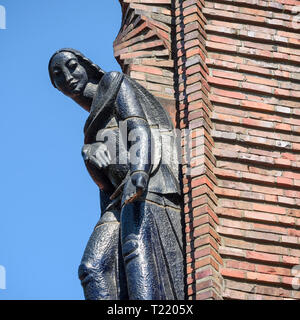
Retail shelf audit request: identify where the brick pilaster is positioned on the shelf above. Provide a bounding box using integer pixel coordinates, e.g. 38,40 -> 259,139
174,0 -> 223,299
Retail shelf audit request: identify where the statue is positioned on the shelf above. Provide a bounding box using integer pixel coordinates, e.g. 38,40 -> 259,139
48,48 -> 184,300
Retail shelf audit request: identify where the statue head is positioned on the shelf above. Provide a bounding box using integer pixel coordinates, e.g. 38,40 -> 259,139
48,48 -> 105,99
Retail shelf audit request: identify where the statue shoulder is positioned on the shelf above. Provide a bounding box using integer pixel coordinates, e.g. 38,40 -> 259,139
94,71 -> 124,98
100,71 -> 123,88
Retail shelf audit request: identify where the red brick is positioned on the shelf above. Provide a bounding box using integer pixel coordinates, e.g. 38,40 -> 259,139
221,268 -> 245,279
246,272 -> 280,284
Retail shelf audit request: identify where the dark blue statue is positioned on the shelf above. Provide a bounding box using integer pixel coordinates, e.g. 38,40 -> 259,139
49,48 -> 184,300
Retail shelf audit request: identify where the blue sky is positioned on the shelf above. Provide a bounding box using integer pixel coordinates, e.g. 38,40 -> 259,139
0,0 -> 121,300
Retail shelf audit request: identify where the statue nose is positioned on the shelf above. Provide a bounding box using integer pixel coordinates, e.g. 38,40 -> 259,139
64,71 -> 73,84
66,76 -> 74,85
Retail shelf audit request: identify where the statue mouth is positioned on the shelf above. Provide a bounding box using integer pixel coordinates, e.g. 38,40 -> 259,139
69,80 -> 79,91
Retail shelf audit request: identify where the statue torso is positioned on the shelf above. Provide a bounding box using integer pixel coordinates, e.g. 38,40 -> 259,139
84,72 -> 180,195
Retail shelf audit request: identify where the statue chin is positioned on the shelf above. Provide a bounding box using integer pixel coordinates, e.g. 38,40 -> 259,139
68,87 -> 81,95
64,88 -> 82,99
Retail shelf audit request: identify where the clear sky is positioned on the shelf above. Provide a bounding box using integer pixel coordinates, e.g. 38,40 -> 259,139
0,0 -> 121,300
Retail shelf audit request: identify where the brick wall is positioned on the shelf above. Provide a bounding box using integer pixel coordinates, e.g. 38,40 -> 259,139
114,0 -> 178,124
205,0 -> 300,300
115,0 -> 300,300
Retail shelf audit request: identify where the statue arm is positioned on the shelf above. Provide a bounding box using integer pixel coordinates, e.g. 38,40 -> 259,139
115,76 -> 153,176
114,75 -> 153,203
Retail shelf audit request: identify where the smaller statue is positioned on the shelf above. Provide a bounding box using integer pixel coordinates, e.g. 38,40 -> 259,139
48,48 -> 184,300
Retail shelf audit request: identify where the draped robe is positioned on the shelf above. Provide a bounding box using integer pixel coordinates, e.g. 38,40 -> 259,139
78,71 -> 184,300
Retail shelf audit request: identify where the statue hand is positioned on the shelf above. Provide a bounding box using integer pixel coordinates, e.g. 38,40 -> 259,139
82,143 -> 111,170
123,172 -> 149,205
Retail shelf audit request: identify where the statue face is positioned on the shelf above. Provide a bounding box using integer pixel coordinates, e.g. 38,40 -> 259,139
50,52 -> 88,97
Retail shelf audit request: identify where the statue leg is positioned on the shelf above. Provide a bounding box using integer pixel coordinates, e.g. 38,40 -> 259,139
120,200 -> 165,300
78,210 -> 127,300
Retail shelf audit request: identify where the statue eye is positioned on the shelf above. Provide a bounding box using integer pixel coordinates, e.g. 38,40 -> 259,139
53,68 -> 61,76
67,60 -> 78,70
